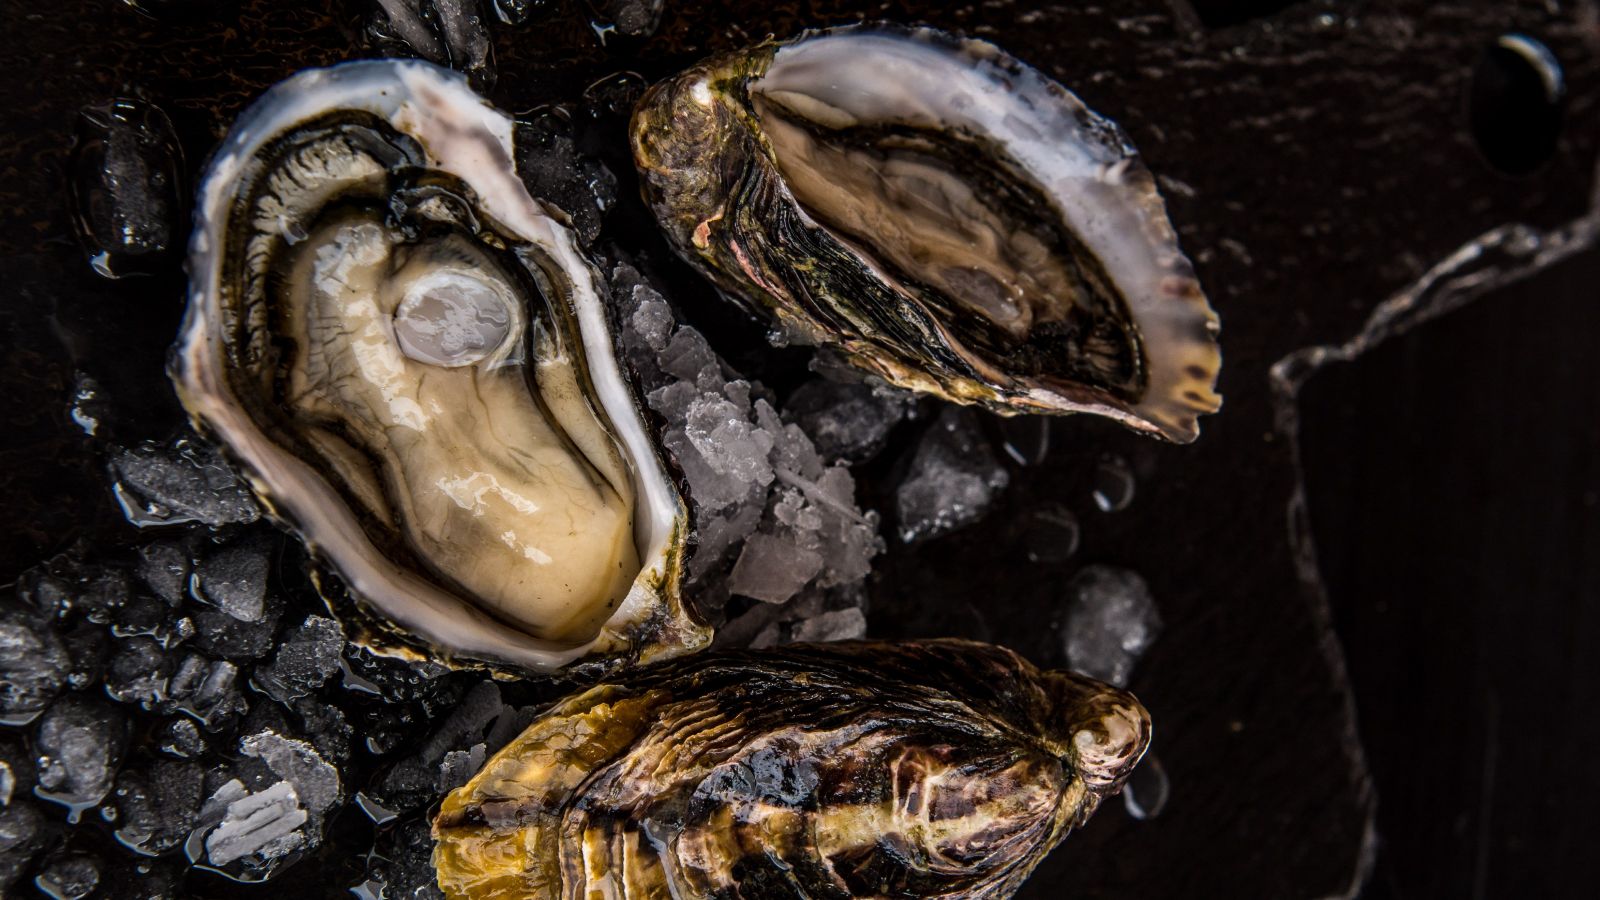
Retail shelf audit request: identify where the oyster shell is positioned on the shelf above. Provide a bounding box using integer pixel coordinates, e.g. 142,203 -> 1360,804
632,26 -> 1222,442
433,639 -> 1149,898
172,60 -> 708,671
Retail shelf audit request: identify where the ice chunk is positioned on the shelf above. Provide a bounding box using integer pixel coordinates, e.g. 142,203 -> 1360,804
895,407 -> 1011,543
685,393 -> 776,485
786,376 -> 913,463
191,539 -> 269,623
34,696 -> 125,818
69,97 -> 182,279
108,439 -> 259,528
1060,566 -> 1162,687
137,542 -> 190,606
377,680 -> 502,810
511,113 -> 616,245
112,760 -> 203,855
254,616 -> 344,702
588,0 -> 664,37
103,636 -> 171,708
33,851 -> 100,900
158,718 -> 206,758
0,801 -> 49,892
609,264 -> 884,623
355,818 -> 445,900
728,534 -> 824,605
203,781 -> 307,866
629,291 -> 674,353
240,732 -> 340,817
0,608 -> 68,724
438,743 -> 486,793
788,608 -> 868,643
370,0 -> 492,85
169,656 -> 246,728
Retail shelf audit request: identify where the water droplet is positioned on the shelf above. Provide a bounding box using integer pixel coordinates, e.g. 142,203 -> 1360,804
69,98 -> 184,279
1025,505 -> 1080,563
583,71 -> 647,118
997,415 -> 1051,466
1124,754 -> 1170,820
1091,455 -> 1136,512
1470,34 -> 1564,175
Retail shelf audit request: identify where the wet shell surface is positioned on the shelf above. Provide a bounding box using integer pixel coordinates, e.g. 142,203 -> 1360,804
432,639 -> 1150,899
172,60 -> 708,672
632,25 -> 1222,442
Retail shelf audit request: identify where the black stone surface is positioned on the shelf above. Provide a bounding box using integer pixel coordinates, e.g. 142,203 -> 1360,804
0,1 -> 1594,898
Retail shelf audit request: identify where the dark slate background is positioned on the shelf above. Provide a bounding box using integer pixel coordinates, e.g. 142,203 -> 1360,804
1,0 -> 1595,897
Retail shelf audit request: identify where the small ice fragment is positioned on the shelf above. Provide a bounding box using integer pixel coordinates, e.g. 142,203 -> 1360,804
33,852 -> 100,900
108,441 -> 259,528
1091,455 -> 1136,513
103,637 -> 170,708
728,534 -> 825,605
239,732 -> 340,815
0,608 -> 69,724
786,377 -> 911,463
895,407 -> 1011,543
34,696 -> 125,818
587,0 -> 664,37
253,616 -> 345,702
788,608 -> 868,643
1061,566 -> 1162,687
438,743 -> 486,793
203,781 -> 307,866
191,541 -> 270,623
137,543 -> 189,606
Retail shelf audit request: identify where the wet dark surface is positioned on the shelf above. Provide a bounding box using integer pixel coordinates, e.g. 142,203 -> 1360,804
1,0 -> 1596,897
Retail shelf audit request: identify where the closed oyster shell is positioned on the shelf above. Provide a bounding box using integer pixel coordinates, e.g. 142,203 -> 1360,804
432,639 -> 1150,898
632,25 -> 1221,442
173,60 -> 708,672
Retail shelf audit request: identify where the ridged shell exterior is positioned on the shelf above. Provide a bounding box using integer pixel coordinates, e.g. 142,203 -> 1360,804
433,639 -> 1150,899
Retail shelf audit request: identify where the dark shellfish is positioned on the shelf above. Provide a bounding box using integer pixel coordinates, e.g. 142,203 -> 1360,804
432,639 -> 1150,898
631,25 -> 1221,442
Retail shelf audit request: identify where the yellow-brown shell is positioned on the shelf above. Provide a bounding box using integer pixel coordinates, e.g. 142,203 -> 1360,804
432,639 -> 1150,899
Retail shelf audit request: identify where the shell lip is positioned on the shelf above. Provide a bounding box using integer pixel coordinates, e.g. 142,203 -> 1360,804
172,59 -> 708,674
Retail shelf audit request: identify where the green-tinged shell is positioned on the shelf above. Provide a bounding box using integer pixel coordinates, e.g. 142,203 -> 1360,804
432,639 -> 1150,899
631,25 -> 1221,443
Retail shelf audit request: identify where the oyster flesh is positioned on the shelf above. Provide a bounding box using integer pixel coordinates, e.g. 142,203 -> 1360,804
632,26 -> 1222,442
172,60 -> 707,671
433,639 -> 1150,898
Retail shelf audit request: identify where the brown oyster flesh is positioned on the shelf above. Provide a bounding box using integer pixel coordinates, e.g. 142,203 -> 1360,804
432,639 -> 1151,899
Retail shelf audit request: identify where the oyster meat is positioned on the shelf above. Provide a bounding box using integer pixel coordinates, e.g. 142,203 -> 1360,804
632,26 -> 1222,442
173,60 -> 707,671
433,639 -> 1150,899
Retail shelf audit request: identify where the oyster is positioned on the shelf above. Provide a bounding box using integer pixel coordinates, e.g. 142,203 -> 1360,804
632,26 -> 1221,442
172,60 -> 707,671
433,639 -> 1149,899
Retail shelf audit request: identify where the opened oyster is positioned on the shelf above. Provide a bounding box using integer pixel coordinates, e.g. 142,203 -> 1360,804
172,60 -> 707,671
633,25 -> 1222,442
433,639 -> 1149,899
